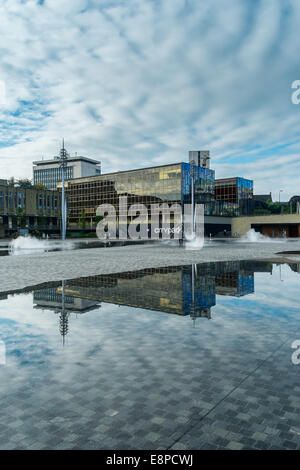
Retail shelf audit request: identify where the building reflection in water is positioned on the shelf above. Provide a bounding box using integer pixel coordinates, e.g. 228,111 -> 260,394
32,261 -> 275,342
33,280 -> 101,345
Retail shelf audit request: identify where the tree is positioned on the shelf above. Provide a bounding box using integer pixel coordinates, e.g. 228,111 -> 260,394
253,208 -> 270,216
13,208 -> 26,228
34,182 -> 47,190
17,178 -> 33,189
264,199 -> 282,214
8,177 -> 15,187
78,210 -> 87,229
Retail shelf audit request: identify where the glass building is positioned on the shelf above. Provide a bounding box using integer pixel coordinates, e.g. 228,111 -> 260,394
64,162 -> 224,228
215,177 -> 254,216
63,163 -> 254,232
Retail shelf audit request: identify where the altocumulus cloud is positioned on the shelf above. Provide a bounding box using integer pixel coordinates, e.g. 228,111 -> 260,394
0,0 -> 300,198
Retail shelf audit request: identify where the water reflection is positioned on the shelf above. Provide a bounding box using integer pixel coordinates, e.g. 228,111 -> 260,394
33,280 -> 101,345
28,261 -> 276,341
0,260 -> 300,450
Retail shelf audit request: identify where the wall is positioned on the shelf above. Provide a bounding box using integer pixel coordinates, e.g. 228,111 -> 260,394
79,161 -> 99,178
232,214 -> 300,237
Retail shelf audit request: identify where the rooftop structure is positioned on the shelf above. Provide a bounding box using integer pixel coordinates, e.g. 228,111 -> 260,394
33,148 -> 101,190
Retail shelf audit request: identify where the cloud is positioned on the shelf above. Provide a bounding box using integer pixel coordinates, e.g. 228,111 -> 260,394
0,0 -> 300,199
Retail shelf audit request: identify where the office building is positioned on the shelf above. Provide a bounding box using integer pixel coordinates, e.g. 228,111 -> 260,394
215,177 -> 254,216
63,156 -> 251,230
63,161 -> 230,228
0,179 -> 60,236
33,153 -> 101,190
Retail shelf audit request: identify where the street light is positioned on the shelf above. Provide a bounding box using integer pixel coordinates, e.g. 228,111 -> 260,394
279,189 -> 283,203
189,159 -> 195,238
59,139 -> 68,241
59,280 -> 69,346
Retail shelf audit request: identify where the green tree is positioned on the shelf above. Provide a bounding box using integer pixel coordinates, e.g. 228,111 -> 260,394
283,204 -> 292,214
265,199 -> 281,214
78,210 -> 87,229
34,182 -> 47,190
13,208 -> 26,228
253,208 -> 270,216
17,178 -> 33,189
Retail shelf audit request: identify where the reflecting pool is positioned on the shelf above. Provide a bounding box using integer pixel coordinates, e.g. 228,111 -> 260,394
0,260 -> 299,450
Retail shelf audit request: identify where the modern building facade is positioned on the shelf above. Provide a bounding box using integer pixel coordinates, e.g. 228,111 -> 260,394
63,158 -> 252,232
63,162 -> 216,229
215,177 -> 254,216
0,179 -> 60,236
189,150 -> 210,168
33,154 -> 101,190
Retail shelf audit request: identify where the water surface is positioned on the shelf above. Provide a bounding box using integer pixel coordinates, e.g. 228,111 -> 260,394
0,260 -> 299,450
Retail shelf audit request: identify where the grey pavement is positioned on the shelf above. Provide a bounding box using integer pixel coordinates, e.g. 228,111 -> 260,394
1,240 -> 300,292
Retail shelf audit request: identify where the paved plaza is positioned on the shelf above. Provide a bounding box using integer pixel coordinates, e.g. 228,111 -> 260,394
0,262 -> 299,450
1,240 -> 300,293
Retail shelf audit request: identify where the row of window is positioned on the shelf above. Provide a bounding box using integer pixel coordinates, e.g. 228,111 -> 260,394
36,193 -> 59,210
0,190 -> 60,212
0,191 -> 26,209
34,167 -> 74,189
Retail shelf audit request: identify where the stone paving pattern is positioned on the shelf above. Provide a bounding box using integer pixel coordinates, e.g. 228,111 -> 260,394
0,265 -> 299,450
1,240 -> 300,293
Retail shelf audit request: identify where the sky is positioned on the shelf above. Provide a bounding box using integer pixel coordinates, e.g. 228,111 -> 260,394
0,0 -> 300,200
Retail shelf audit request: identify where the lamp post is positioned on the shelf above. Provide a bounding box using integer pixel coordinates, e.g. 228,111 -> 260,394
55,280 -> 70,346
59,280 -> 69,345
189,159 -> 195,238
279,189 -> 283,203
191,263 -> 196,326
59,139 -> 68,241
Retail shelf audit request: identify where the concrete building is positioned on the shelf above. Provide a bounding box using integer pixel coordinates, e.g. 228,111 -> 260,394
232,213 -> 300,238
0,179 -> 60,237
33,153 -> 101,190
33,286 -> 100,313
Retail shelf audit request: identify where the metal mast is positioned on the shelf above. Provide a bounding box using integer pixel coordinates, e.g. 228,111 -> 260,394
59,139 -> 68,241
189,159 -> 195,238
58,280 -> 69,346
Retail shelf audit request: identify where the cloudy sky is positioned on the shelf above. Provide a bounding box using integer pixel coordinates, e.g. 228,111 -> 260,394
0,0 -> 300,199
